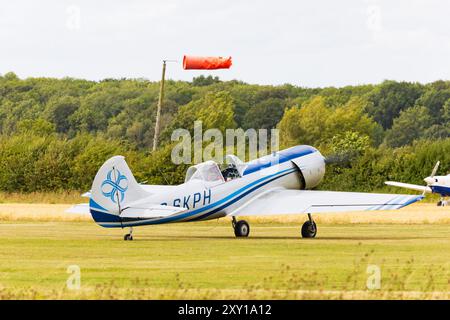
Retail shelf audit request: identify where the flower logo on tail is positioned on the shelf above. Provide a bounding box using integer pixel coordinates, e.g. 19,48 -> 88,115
101,169 -> 128,203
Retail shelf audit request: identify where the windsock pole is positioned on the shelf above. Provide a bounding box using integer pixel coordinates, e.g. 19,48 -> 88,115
152,56 -> 231,151
152,60 -> 167,151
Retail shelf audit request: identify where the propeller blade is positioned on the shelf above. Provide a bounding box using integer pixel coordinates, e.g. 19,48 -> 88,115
430,161 -> 440,178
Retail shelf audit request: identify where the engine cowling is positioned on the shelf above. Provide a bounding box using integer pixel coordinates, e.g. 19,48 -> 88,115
291,150 -> 326,189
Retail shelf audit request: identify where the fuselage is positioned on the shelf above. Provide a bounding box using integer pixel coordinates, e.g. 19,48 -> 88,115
92,145 -> 326,228
429,175 -> 450,196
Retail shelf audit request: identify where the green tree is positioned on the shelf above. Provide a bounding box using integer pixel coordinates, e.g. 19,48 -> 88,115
17,119 -> 55,136
197,91 -> 237,131
242,98 -> 285,130
415,88 -> 450,120
278,96 -> 379,149
384,105 -> 433,147
44,96 -> 80,133
330,131 -> 371,164
192,75 -> 221,86
366,80 -> 424,129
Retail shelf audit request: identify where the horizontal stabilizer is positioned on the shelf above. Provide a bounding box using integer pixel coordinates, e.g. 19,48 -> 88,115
66,203 -> 90,214
120,204 -> 186,219
385,181 -> 432,193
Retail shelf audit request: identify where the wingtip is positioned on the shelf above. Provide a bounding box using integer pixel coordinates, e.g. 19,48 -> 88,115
398,194 -> 424,209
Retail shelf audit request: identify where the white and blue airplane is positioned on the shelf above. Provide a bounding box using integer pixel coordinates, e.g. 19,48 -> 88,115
385,161 -> 449,206
71,145 -> 423,240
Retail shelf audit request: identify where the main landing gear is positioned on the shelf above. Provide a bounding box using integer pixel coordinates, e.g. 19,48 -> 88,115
437,198 -> 448,206
301,213 -> 317,238
124,227 -> 133,241
231,215 -> 317,238
232,217 -> 250,237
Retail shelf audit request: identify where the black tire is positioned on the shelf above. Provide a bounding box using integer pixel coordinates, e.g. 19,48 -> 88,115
301,221 -> 317,238
437,201 -> 442,206
124,234 -> 133,241
234,220 -> 250,237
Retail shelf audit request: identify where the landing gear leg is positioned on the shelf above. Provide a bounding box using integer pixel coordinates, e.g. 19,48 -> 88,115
232,217 -> 250,237
301,213 -> 317,238
124,227 -> 133,241
438,198 -> 448,206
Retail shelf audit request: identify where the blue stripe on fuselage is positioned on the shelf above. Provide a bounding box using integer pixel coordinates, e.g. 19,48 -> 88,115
243,145 -> 316,175
90,207 -> 122,223
188,169 -> 296,221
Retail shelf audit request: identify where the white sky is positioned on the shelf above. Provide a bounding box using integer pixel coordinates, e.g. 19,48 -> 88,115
0,0 -> 449,87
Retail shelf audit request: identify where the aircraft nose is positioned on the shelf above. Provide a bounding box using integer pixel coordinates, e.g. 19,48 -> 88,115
424,177 -> 435,185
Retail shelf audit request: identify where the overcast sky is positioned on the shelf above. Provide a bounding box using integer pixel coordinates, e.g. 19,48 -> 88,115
1,0 -> 449,87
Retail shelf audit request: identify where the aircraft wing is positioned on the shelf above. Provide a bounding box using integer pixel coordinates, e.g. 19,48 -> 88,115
230,188 -> 423,216
385,181 -> 432,193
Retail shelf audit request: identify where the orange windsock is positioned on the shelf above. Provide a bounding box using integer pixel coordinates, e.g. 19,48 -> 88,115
183,55 -> 232,70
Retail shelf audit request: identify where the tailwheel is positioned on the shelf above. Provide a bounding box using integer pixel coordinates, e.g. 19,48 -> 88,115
301,213 -> 317,238
124,227 -> 133,241
232,217 -> 250,237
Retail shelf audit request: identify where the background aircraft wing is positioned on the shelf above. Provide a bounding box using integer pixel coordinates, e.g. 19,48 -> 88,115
385,181 -> 432,193
230,188 -> 423,216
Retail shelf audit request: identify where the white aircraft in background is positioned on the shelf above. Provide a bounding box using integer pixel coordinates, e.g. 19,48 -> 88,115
70,145 -> 423,240
385,161 -> 449,206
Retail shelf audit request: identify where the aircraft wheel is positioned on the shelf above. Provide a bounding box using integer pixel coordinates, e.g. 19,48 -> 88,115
437,201 -> 442,206
301,220 -> 317,238
124,234 -> 133,241
234,220 -> 250,237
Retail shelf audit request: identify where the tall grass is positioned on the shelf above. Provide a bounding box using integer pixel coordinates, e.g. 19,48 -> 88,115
0,191 -> 84,204
0,254 -> 447,300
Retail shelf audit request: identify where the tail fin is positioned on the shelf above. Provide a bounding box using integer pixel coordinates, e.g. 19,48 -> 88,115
90,156 -> 150,219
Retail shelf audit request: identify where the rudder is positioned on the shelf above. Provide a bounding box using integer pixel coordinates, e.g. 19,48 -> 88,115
90,156 -> 150,219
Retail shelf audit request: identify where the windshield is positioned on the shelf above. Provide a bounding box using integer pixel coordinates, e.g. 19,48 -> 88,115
185,161 -> 225,183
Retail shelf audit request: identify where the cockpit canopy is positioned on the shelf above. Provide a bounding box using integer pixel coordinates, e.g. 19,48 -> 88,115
185,161 -> 225,183
184,156 -> 245,183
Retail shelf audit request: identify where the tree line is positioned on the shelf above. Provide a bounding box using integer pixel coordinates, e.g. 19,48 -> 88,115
0,72 -> 448,192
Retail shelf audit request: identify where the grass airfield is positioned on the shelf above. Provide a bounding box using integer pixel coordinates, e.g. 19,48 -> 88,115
0,203 -> 449,299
